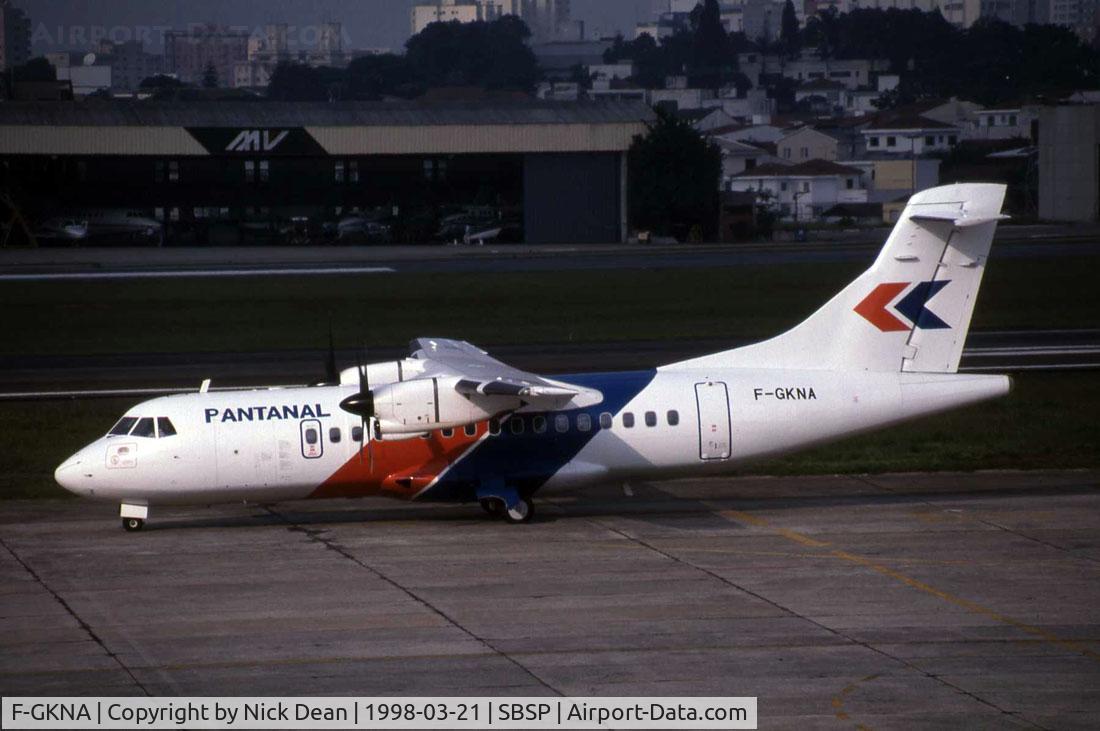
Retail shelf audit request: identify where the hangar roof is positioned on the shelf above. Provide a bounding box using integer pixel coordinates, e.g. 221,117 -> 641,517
0,100 -> 655,157
0,99 -> 654,127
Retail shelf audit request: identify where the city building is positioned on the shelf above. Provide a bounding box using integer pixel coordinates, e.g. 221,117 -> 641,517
1048,0 -> 1095,27
678,107 -> 738,132
533,39 -> 613,80
742,0 -> 786,44
46,53 -> 112,96
413,0 -> 580,42
714,137 -> 784,186
781,58 -> 888,91
862,115 -> 961,155
165,25 -> 249,86
502,0 -> 581,43
232,23 -> 349,90
967,107 -> 1038,141
794,79 -> 846,113
96,41 -> 165,92
777,127 -> 839,163
729,160 -> 868,221
0,99 -> 653,244
412,1 -> 500,36
0,0 -> 31,72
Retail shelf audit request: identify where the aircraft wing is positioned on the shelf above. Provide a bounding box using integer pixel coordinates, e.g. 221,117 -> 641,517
409,338 -> 599,408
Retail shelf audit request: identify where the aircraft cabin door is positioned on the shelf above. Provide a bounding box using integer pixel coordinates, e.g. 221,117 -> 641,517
695,381 -> 731,461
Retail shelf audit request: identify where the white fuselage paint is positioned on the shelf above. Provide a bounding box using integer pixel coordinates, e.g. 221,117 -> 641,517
54,368 -> 1010,508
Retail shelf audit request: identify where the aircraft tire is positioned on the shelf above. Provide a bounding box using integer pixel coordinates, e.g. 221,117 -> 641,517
504,498 -> 534,525
479,498 -> 506,519
122,518 -> 144,532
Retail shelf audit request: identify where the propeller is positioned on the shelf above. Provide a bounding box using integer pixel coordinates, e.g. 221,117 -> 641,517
338,347 -> 376,471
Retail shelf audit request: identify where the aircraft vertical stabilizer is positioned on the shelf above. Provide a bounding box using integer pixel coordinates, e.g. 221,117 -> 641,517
664,183 -> 1007,374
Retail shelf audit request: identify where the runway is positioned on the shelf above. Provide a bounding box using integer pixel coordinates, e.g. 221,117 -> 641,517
1,329 -> 1096,399
3,231 -> 1099,280
2,470 -> 1097,728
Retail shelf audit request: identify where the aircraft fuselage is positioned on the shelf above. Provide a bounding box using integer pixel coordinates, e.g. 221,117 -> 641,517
55,368 -> 1010,511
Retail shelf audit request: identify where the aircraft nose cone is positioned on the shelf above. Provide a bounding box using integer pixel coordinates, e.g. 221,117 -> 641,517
54,458 -> 81,493
55,452 -> 94,496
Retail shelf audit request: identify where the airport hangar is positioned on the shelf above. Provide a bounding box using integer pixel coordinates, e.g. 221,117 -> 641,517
0,99 -> 655,245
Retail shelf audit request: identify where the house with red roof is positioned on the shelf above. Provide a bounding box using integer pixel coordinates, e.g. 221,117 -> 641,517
727,159 -> 868,222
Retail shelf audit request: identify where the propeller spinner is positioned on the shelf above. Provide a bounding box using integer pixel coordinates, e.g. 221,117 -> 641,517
338,350 -> 377,469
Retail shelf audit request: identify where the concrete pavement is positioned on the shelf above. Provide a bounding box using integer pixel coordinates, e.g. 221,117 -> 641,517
1,469 -> 1098,728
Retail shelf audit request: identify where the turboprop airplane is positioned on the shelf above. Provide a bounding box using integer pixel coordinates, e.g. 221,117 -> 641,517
55,183 -> 1012,531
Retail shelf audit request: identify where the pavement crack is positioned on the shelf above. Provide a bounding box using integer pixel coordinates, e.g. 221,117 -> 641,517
264,506 -> 563,696
587,518 -> 1044,729
0,536 -> 150,696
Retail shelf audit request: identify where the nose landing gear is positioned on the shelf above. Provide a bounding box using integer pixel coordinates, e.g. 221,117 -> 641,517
120,503 -> 149,533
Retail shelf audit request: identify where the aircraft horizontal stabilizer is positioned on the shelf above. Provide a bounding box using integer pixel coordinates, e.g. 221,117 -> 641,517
910,212 -> 1011,228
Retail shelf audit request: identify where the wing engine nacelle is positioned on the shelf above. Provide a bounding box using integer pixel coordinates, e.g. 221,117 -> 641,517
372,377 -> 518,435
339,358 -> 425,388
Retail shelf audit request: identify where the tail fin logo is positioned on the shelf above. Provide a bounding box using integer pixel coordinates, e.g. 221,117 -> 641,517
855,281 -> 952,332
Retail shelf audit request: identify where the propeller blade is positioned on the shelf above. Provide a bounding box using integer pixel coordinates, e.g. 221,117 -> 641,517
367,420 -> 375,473
360,415 -> 366,464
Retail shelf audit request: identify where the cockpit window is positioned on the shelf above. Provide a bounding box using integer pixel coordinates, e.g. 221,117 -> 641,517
157,417 -> 177,438
131,417 -> 156,438
108,416 -> 138,436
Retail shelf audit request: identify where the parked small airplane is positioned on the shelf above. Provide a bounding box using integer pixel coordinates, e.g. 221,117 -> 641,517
56,184 -> 1011,531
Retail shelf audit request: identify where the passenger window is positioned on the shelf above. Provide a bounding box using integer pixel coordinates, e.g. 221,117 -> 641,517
533,416 -> 547,434
599,412 -> 613,429
329,427 -> 341,443
645,411 -> 657,427
131,417 -> 156,438
667,410 -> 680,426
577,413 -> 592,432
489,418 -> 501,435
510,418 -> 525,435
442,428 -> 454,438
555,414 -> 569,433
108,416 -> 137,436
622,412 -> 635,428
305,428 -> 318,445
157,417 -> 177,437
464,423 -> 477,437
351,426 -> 363,442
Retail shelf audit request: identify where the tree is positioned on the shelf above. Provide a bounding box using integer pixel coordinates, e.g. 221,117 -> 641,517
202,62 -> 218,89
139,74 -> 185,90
405,16 -> 540,92
267,63 -> 345,101
628,109 -> 722,239
690,0 -> 731,88
780,0 -> 801,59
802,8 -> 840,59
345,53 -> 420,99
604,32 -> 668,88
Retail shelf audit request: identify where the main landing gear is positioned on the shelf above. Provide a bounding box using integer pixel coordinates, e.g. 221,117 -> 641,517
479,496 -> 535,524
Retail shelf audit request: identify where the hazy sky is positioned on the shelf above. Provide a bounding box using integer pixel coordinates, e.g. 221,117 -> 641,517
28,0 -> 663,53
